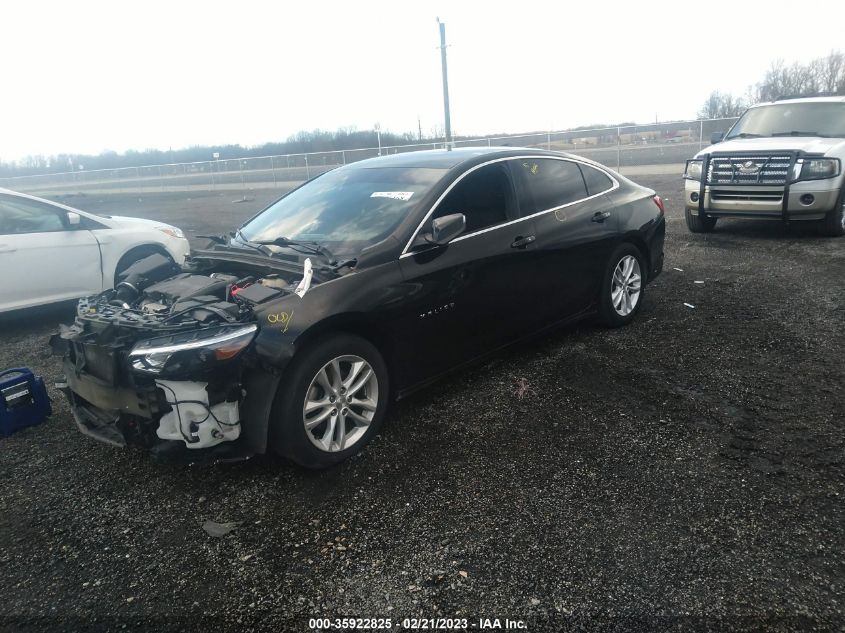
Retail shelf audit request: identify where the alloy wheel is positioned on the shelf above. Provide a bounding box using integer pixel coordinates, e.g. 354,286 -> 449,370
303,355 -> 379,453
611,255 -> 642,316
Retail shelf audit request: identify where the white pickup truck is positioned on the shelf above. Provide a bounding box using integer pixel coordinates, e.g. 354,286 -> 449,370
684,96 -> 845,236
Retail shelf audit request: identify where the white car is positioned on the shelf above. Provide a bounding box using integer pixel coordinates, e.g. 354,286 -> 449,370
0,188 -> 190,312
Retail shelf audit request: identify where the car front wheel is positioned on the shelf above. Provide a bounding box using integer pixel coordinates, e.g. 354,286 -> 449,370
599,243 -> 646,328
269,334 -> 389,469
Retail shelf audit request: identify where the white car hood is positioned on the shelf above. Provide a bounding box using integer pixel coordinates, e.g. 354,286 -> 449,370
98,215 -> 177,230
696,136 -> 845,158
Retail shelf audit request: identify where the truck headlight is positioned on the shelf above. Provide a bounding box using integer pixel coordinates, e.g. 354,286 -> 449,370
799,158 -> 840,181
130,324 -> 257,375
684,159 -> 703,181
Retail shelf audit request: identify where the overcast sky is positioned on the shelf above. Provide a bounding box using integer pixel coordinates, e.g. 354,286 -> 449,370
2,0 -> 843,161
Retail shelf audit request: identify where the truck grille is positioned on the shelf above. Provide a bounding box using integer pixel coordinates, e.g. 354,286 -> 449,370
710,190 -> 783,202
707,155 -> 792,185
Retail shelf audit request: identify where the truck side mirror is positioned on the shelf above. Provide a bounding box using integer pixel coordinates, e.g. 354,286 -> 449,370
710,131 -> 724,144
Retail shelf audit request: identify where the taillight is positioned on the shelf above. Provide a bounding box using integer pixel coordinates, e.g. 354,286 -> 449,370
652,195 -> 665,216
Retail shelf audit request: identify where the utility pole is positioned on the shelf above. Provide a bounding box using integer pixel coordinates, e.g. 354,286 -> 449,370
437,18 -> 453,150
417,115 -> 423,142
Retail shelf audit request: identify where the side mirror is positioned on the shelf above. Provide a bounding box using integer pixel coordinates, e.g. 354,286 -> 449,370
66,212 -> 81,226
710,131 -> 724,144
430,213 -> 465,245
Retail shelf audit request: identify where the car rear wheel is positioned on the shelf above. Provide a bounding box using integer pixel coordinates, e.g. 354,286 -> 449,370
599,244 -> 645,328
268,334 -> 389,469
685,207 -> 717,233
819,188 -> 845,237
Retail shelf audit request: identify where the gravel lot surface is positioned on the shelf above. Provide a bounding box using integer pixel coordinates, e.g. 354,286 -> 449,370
1,176 -> 843,632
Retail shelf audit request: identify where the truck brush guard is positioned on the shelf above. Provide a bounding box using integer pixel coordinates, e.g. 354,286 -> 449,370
698,150 -> 801,222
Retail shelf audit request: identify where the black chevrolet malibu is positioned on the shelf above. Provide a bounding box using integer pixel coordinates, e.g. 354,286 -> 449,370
54,148 -> 665,468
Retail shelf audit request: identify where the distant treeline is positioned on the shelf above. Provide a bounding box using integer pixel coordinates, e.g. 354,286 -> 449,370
0,128 -> 422,178
698,50 -> 845,119
0,121 -> 636,179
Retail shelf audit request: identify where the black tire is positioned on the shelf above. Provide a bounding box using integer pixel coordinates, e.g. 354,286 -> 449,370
268,333 -> 389,469
819,188 -> 845,237
685,207 -> 717,233
598,243 -> 646,328
113,246 -> 172,288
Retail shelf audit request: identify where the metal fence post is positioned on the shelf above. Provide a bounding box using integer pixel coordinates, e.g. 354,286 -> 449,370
305,155 -> 310,180
342,150 -> 346,165
616,127 -> 621,171
699,119 -> 704,151
239,160 -> 246,191
271,156 -> 277,188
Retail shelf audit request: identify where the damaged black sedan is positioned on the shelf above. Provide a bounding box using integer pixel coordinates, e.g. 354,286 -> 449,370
54,148 -> 666,468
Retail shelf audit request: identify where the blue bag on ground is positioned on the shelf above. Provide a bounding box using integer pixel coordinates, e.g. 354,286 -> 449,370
0,368 -> 52,437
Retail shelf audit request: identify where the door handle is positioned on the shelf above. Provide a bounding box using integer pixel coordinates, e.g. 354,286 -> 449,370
592,211 -> 612,223
510,235 -> 536,249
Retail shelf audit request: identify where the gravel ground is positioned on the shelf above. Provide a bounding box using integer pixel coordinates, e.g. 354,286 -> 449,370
1,176 -> 843,632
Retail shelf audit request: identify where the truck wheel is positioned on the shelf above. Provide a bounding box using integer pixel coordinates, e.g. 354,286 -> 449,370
819,188 -> 845,237
685,207 -> 717,233
268,334 -> 389,469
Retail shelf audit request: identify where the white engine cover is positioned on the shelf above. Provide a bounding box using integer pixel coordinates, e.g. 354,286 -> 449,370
155,380 -> 240,448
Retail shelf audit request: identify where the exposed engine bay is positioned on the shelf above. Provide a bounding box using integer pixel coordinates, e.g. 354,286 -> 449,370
53,252 -> 314,461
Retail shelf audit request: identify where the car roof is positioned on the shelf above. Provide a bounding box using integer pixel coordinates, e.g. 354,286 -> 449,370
750,96 -> 845,108
345,146 -> 573,170
0,187 -> 93,217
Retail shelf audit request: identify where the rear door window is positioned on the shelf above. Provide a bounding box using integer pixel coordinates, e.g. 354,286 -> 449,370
514,158 -> 588,215
579,164 -> 614,196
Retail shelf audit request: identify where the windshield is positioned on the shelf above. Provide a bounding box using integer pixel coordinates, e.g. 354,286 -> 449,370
239,166 -> 446,259
726,102 -> 845,139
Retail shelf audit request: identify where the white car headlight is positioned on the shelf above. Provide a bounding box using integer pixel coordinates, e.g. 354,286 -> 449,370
799,158 -> 840,181
156,226 -> 185,239
684,159 -> 703,181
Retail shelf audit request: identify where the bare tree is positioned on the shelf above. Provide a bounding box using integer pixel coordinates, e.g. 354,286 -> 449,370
697,91 -> 747,119
815,50 -> 845,94
754,51 -> 844,102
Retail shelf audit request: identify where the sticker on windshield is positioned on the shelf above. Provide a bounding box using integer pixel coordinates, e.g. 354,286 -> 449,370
371,191 -> 414,201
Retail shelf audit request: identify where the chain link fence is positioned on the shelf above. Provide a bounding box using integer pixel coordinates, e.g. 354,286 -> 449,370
0,117 -> 738,196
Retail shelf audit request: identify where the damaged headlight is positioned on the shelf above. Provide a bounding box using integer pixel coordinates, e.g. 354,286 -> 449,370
684,159 -> 703,181
129,324 -> 258,376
